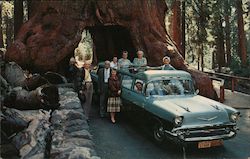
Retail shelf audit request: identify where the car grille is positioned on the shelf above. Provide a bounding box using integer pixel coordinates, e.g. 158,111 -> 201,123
187,128 -> 229,138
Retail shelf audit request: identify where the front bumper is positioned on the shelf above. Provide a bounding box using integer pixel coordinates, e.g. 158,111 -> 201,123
164,124 -> 238,142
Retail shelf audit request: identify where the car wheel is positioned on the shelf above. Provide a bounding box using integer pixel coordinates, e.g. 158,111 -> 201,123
153,122 -> 165,143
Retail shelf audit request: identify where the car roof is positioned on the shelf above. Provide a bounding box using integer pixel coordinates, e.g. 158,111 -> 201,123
116,69 -> 192,82
136,70 -> 192,81
97,62 -> 192,82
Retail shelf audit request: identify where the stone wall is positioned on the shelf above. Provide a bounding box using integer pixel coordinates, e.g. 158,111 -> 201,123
50,87 -> 100,159
1,87 -> 100,159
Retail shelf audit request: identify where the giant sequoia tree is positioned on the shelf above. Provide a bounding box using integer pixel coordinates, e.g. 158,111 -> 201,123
5,0 -> 216,99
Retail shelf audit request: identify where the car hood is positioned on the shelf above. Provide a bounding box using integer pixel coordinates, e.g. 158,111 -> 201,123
152,95 -> 231,127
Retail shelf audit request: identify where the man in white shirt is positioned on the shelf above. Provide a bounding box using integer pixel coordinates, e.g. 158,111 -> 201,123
98,61 -> 111,117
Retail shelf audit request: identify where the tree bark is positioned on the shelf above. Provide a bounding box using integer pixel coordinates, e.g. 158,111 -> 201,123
215,17 -> 225,72
181,0 -> 185,59
237,0 -> 247,66
201,44 -> 204,72
224,0 -> 231,66
0,4 -> 4,49
5,15 -> 13,47
172,0 -> 182,54
14,0 -> 24,39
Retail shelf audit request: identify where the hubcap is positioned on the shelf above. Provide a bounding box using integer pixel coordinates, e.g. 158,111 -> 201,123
154,124 -> 165,142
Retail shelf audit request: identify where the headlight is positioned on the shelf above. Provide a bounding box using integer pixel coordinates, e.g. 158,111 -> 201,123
174,116 -> 183,126
230,112 -> 240,122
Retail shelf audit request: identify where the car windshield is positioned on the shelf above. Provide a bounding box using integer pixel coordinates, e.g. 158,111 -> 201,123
146,79 -> 195,96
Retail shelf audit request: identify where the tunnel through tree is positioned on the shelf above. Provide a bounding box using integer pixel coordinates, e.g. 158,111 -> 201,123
88,25 -> 136,63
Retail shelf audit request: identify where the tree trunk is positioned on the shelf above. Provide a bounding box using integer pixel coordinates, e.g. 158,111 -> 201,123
225,15 -> 231,65
212,51 -> 216,69
5,0 -> 217,99
27,0 -> 31,19
5,15 -> 13,47
237,0 -> 247,66
0,4 -> 4,49
201,44 -> 204,72
224,0 -> 231,66
14,0 -> 24,39
4,84 -> 59,110
216,17 -> 226,72
181,0 -> 185,59
197,45 -> 200,71
172,0 -> 182,54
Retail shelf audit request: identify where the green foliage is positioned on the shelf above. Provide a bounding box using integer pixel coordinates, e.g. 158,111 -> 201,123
182,0 -> 250,73
230,53 -> 250,77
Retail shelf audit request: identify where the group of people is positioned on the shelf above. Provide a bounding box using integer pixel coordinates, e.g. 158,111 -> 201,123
69,50 -> 175,123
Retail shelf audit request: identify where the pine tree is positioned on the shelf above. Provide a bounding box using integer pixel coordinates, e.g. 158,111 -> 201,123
237,0 -> 247,66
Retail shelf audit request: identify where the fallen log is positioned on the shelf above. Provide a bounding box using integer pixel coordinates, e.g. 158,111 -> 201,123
23,74 -> 49,91
44,71 -> 68,84
4,62 -> 26,87
4,62 -> 49,90
4,84 -> 59,110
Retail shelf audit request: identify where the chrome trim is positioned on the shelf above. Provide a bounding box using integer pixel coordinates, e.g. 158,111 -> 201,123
197,116 -> 218,121
164,125 -> 238,142
188,128 -> 227,133
183,131 -> 235,142
173,123 -> 236,131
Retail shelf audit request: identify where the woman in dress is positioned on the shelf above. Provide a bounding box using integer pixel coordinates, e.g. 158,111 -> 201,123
107,69 -> 122,123
133,50 -> 147,72
118,51 -> 132,71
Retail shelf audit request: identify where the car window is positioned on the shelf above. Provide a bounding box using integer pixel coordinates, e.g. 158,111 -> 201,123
146,79 -> 195,96
122,75 -> 133,89
133,79 -> 144,94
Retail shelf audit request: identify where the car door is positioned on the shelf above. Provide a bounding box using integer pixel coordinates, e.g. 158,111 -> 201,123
130,79 -> 146,109
127,79 -> 153,126
121,75 -> 134,110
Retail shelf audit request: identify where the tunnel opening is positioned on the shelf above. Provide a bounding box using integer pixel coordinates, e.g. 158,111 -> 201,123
88,25 -> 136,63
61,25 -> 136,79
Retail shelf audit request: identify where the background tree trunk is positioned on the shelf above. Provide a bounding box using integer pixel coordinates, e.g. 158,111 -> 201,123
181,0 -> 185,59
224,0 -> 231,66
172,0 -> 182,54
14,0 -> 23,38
0,4 -> 4,49
5,15 -> 13,47
237,0 -> 247,66
215,16 -> 226,72
201,44 -> 204,71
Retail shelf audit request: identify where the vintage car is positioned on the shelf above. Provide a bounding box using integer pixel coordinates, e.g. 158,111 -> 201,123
91,63 -> 240,148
